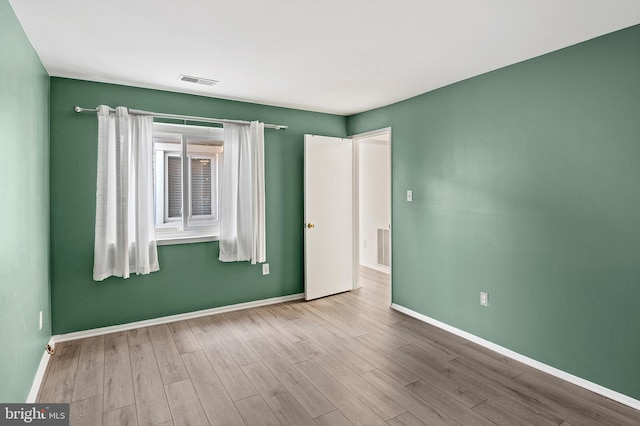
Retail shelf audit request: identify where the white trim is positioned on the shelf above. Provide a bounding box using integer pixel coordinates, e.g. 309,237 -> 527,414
359,262 -> 390,274
352,137 -> 359,291
391,303 -> 640,411
154,122 -> 224,141
350,127 -> 393,302
51,293 -> 304,344
349,127 -> 393,141
26,337 -> 55,403
156,234 -> 219,246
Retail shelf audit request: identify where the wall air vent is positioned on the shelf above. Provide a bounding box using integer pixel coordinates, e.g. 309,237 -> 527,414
178,74 -> 218,86
377,228 -> 390,267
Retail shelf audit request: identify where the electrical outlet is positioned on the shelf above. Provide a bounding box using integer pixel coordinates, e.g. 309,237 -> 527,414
407,190 -> 413,202
480,292 -> 489,307
262,263 -> 270,275
39,311 -> 43,330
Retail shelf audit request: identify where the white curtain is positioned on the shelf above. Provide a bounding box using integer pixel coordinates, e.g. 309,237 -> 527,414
93,105 -> 159,280
219,121 -> 266,263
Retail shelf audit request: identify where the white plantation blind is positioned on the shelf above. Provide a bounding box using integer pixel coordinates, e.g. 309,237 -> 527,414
167,156 -> 182,218
191,158 -> 212,216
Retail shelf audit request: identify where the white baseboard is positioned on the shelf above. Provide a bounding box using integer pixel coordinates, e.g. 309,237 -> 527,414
391,303 -> 640,412
51,293 -> 304,344
26,337 -> 55,403
360,262 -> 390,274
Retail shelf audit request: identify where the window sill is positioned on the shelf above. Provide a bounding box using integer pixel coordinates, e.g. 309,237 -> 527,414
155,227 -> 219,246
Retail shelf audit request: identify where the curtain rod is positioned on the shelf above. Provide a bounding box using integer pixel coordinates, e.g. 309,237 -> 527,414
73,106 -> 288,130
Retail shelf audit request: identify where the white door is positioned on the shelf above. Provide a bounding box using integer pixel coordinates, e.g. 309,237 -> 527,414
304,134 -> 354,300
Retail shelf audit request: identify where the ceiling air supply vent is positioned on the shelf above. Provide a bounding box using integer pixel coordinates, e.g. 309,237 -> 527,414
178,74 -> 218,86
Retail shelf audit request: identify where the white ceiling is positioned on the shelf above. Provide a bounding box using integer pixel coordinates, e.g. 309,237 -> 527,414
9,0 -> 640,115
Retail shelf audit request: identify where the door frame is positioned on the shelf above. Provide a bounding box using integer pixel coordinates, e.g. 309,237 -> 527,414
349,127 -> 392,303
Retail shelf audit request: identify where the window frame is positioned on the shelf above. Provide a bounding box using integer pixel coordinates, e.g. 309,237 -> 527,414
152,123 -> 223,245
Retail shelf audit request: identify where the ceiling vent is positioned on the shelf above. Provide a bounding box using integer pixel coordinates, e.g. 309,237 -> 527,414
178,74 -> 218,86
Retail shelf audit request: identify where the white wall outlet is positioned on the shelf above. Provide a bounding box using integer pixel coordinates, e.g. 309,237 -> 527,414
480,292 -> 489,307
407,190 -> 413,202
39,310 -> 43,330
262,263 -> 270,275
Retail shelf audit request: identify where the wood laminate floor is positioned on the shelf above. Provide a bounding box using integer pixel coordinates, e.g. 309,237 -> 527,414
37,267 -> 640,425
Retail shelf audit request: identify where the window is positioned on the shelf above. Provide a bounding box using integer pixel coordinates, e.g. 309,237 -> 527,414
153,123 -> 223,244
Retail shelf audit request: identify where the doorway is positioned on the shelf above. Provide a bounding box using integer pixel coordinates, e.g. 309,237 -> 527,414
352,128 -> 391,301
303,129 -> 391,302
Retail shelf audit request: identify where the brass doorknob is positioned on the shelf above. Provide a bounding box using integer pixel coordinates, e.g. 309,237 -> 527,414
307,223 -> 315,229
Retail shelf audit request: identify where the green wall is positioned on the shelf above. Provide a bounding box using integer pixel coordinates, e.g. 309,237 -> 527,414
0,0 -> 50,402
348,25 -> 640,399
10,2 -> 640,403
50,78 -> 346,334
